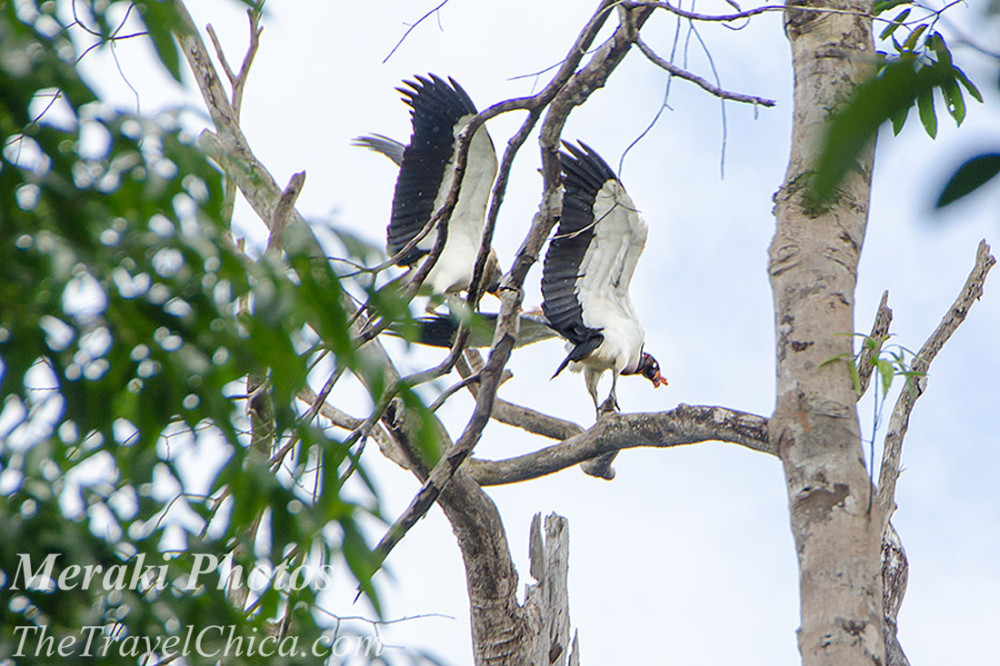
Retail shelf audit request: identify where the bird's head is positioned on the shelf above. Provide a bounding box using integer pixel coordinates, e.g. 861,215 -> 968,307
637,352 -> 667,388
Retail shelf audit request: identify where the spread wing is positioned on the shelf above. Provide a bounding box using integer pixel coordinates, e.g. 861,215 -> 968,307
387,74 -> 480,266
541,142 -> 647,371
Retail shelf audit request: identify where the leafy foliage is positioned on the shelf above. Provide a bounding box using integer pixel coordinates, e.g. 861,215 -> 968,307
0,2 -> 427,663
810,2 -> 987,203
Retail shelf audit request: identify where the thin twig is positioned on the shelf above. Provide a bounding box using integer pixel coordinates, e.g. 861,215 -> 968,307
626,0 -> 871,23
382,0 -> 451,64
457,351 -> 584,440
428,373 -> 481,412
636,36 -> 776,106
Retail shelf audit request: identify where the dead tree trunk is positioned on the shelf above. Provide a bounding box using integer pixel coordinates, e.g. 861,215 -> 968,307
771,1 -> 884,664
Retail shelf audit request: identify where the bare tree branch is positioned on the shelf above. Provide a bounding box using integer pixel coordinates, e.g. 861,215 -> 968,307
626,1 -> 872,23
882,522 -> 910,666
382,0 -> 451,64
206,5 -> 262,121
466,404 -> 773,486
267,171 -> 306,254
856,290 -> 893,398
877,239 -> 995,532
466,0 -> 623,306
457,350 -> 585,440
635,36 -> 777,106
524,514 -> 579,665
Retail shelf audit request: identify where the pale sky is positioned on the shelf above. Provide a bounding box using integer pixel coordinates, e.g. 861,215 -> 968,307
80,1 -> 1000,663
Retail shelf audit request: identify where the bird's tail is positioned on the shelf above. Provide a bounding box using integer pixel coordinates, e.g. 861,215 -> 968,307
385,311 -> 558,349
352,134 -> 406,167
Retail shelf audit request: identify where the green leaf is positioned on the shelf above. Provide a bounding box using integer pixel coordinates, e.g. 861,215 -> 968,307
811,61 -> 935,202
902,24 -> 929,53
940,75 -> 966,125
916,86 -> 937,138
936,153 -> 1000,207
927,32 -> 952,68
873,0 -> 911,15
879,8 -> 910,41
953,65 -> 983,102
137,2 -> 184,83
889,103 -> 910,136
848,359 -> 861,396
877,359 -> 895,395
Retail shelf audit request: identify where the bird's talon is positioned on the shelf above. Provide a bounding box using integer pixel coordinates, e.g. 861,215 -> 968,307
597,396 -> 619,415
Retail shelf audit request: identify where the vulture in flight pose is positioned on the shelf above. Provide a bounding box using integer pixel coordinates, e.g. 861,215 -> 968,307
355,74 -> 501,298
541,141 -> 666,412
406,141 -> 666,415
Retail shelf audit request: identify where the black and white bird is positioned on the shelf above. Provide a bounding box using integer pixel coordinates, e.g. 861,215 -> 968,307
355,74 -> 501,297
408,141 -> 665,414
541,141 -> 666,412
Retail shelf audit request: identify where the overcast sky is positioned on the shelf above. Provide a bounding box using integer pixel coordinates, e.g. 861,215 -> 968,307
81,0 -> 1000,663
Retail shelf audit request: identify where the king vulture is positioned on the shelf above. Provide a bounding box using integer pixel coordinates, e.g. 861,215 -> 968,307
541,141 -> 666,412
355,74 -> 501,297
406,141 -> 665,414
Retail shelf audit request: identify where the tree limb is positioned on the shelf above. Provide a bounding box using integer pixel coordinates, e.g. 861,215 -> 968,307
877,239 -> 995,533
856,290 -> 892,398
267,171 -> 305,254
457,350 -> 585,440
881,522 -> 910,666
626,1 -> 872,23
466,404 -> 773,486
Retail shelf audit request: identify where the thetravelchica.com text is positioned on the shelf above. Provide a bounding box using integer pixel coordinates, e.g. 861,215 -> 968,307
10,624 -> 384,660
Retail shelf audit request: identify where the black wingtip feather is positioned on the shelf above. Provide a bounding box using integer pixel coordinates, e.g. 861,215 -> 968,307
387,74 -> 480,262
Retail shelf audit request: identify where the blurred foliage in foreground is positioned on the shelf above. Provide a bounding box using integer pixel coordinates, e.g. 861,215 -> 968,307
0,2 -> 432,663
811,1 -> 999,209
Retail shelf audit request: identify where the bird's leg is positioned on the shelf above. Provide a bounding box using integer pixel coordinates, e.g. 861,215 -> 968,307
583,371 -> 621,480
597,372 -> 620,415
585,368 -> 603,415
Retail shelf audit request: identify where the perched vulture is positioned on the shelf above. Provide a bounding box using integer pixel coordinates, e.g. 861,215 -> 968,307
406,141 -> 665,413
354,74 -> 501,296
540,141 -> 666,412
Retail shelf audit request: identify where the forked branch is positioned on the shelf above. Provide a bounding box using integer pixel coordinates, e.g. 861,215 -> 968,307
877,239 -> 995,532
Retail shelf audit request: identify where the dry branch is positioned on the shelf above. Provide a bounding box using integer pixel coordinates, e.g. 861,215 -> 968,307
457,351 -> 585,440
467,404 -> 773,486
882,522 -> 910,666
626,0 -> 871,23
856,290 -> 892,398
267,171 -> 305,254
635,36 -> 776,107
876,239 -> 995,533
524,514 -> 579,666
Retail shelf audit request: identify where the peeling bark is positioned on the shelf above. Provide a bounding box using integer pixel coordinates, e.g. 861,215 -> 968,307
773,1 -> 884,664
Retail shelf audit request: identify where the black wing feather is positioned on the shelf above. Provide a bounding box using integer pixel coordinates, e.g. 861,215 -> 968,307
388,75 -> 478,265
541,141 -> 617,368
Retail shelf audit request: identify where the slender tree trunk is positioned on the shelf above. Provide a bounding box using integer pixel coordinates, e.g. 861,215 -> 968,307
772,1 -> 884,664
